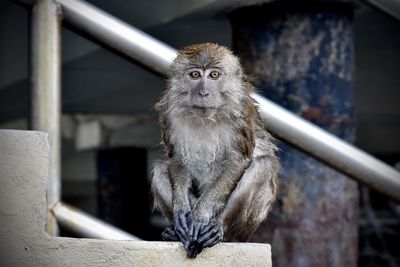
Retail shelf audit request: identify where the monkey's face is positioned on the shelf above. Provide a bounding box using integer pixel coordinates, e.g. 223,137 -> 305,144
183,66 -> 225,117
166,43 -> 245,120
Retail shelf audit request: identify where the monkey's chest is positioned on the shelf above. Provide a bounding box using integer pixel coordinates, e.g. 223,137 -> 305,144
177,136 -> 228,188
190,161 -> 224,194
171,121 -> 233,188
187,150 -> 223,188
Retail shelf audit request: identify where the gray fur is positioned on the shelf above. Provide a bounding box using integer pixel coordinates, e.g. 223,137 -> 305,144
151,43 -> 280,245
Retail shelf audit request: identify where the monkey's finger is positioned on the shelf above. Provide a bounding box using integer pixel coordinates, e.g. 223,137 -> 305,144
161,226 -> 179,241
189,222 -> 204,242
164,227 -> 175,235
197,225 -> 219,244
173,223 -> 189,249
187,241 -> 202,259
187,242 -> 197,258
199,220 -> 217,235
178,234 -> 190,250
178,214 -> 189,234
162,232 -> 179,241
174,227 -> 189,247
201,232 -> 223,248
173,214 -> 189,238
173,224 -> 185,240
193,223 -> 203,241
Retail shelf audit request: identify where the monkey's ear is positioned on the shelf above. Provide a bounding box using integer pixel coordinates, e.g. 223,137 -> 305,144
242,74 -> 255,93
154,102 -> 162,112
242,74 -> 254,83
154,94 -> 168,112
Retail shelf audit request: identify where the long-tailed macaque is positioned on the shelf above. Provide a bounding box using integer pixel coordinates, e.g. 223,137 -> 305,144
151,43 -> 279,258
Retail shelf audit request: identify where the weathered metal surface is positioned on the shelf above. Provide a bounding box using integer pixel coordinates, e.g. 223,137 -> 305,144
231,2 -> 358,267
31,0 -> 62,236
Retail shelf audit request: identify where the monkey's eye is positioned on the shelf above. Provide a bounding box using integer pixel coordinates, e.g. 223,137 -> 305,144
209,71 -> 220,79
189,71 -> 201,79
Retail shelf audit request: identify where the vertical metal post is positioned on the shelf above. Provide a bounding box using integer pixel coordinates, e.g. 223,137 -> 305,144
31,0 -> 62,235
231,2 -> 358,267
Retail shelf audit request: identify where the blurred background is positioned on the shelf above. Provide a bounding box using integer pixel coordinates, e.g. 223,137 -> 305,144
0,0 -> 399,266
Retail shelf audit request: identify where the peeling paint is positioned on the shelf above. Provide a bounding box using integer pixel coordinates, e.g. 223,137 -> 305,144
282,182 -> 304,219
232,3 -> 358,267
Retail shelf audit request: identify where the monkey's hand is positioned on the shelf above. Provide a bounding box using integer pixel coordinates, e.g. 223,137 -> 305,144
186,218 -> 224,258
173,211 -> 191,249
197,219 -> 224,248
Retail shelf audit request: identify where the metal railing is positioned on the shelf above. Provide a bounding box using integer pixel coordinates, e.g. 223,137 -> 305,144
53,202 -> 140,240
364,0 -> 400,21
30,0 -> 61,236
20,0 -> 400,239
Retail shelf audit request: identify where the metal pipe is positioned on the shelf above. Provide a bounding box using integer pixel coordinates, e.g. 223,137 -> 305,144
57,0 -> 176,76
31,0 -> 62,235
53,202 -> 140,240
363,0 -> 400,21
253,94 -> 400,203
23,0 -> 400,203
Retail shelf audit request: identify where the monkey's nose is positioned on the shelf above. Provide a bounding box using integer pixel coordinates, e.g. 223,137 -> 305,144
198,91 -> 209,98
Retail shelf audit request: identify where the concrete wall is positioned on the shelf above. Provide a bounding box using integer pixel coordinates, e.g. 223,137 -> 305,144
0,130 -> 271,266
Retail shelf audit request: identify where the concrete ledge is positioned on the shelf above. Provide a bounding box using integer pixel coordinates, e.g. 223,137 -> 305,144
0,130 -> 271,266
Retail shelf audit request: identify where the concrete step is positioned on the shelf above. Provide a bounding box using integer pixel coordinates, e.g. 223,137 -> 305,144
0,129 -> 271,267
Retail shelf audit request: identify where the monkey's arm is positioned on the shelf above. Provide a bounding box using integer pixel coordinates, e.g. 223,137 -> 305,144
168,160 -> 193,247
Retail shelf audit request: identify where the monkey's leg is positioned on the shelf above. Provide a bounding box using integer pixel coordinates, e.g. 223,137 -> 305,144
220,156 -> 278,241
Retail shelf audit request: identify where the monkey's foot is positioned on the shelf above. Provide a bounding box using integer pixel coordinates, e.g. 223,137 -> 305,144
186,219 -> 224,258
161,225 -> 179,241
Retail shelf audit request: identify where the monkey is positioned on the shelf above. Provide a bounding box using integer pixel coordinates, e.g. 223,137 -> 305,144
151,43 -> 279,258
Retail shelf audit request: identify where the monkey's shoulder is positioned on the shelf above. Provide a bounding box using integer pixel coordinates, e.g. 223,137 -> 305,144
253,122 -> 278,158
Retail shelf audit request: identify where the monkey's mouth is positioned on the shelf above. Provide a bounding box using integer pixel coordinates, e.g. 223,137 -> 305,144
191,105 -> 216,117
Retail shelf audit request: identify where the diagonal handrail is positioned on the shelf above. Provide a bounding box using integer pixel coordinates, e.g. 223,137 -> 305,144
363,0 -> 400,21
20,0 -> 400,204
52,202 -> 140,240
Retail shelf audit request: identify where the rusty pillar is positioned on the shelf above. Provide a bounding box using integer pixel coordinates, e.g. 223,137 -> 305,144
231,2 -> 358,267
